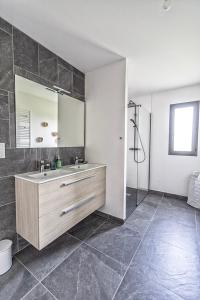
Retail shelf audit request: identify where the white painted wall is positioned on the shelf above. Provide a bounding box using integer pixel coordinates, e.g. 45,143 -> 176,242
131,84 -> 200,196
85,59 -> 127,219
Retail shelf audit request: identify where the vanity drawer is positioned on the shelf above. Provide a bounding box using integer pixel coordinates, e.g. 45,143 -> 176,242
39,192 -> 105,249
39,168 -> 105,217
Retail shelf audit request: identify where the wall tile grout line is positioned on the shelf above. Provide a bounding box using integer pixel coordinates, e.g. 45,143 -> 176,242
38,43 -> 40,77
0,88 -> 12,93
14,62 -> 84,93
11,25 -> 15,80
0,26 -> 12,36
0,117 -> 9,121
8,91 -> 12,148
111,193 -> 164,300
0,201 -> 15,208
0,175 -> 14,180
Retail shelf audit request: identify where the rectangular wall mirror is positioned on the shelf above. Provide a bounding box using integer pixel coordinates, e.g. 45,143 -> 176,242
15,75 -> 85,148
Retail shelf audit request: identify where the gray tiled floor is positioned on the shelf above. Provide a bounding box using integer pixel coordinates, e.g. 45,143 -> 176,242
1,193 -> 200,300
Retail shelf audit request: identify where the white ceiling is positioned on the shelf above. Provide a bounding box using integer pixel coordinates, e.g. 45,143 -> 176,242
0,0 -> 200,96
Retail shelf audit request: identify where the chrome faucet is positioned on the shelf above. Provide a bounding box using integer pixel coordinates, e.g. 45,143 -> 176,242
40,160 -> 50,173
75,156 -> 79,165
40,160 -> 45,173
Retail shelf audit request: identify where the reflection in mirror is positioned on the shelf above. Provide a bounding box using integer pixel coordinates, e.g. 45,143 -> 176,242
15,75 -> 84,148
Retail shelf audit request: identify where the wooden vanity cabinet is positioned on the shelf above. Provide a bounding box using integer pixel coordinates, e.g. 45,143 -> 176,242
16,166 -> 106,250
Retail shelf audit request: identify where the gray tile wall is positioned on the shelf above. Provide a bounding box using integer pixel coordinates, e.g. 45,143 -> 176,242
0,16 -> 85,254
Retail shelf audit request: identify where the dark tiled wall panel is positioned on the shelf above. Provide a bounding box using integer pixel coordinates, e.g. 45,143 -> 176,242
0,16 -> 85,254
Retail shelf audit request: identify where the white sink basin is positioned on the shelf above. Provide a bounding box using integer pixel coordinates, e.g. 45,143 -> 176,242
15,163 -> 106,183
69,164 -> 99,170
28,169 -> 73,179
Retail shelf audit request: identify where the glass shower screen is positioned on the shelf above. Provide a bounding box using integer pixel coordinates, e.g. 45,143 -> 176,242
126,103 -> 151,217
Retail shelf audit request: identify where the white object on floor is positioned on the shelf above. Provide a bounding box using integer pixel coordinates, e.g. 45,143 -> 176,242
0,143 -> 5,159
188,171 -> 200,209
0,239 -> 12,275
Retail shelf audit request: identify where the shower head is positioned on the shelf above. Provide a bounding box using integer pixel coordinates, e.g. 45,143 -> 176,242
128,100 -> 136,108
128,100 -> 142,108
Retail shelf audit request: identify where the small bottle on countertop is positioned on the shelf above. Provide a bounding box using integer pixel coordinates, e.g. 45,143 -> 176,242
50,160 -> 56,170
55,155 -> 62,169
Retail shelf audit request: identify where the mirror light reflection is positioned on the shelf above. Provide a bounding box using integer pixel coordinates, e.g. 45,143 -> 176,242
15,75 -> 84,148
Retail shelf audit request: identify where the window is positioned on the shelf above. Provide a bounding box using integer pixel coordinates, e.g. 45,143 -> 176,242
169,101 -> 199,156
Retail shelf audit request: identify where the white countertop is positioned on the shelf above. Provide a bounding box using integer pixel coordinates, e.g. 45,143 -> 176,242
15,163 -> 106,184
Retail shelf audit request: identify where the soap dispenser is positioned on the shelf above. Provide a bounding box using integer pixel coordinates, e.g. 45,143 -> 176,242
55,155 -> 62,169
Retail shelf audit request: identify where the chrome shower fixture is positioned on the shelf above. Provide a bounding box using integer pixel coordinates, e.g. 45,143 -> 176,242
128,100 -> 141,108
162,0 -> 172,11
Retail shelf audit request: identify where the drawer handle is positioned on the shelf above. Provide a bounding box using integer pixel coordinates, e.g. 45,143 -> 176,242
60,195 -> 95,216
60,175 -> 95,187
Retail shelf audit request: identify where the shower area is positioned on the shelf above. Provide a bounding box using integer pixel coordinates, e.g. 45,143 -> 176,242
126,100 -> 151,218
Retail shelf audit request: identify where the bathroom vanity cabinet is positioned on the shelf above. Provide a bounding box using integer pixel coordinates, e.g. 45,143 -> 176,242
15,165 -> 106,250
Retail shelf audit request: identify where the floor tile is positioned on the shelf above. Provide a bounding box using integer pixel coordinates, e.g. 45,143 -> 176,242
143,192 -> 163,206
126,187 -> 137,218
125,193 -> 161,236
147,217 -> 198,252
132,197 -> 158,220
0,258 -> 38,300
196,210 -> 200,254
8,194 -> 200,300
85,221 -> 141,266
130,236 -> 200,300
155,206 -> 195,228
125,210 -> 151,237
23,284 -> 55,300
114,270 -> 183,300
137,189 -> 149,205
68,214 -> 105,241
17,234 -> 29,252
16,233 -> 81,281
42,243 -> 126,300
161,196 -> 192,210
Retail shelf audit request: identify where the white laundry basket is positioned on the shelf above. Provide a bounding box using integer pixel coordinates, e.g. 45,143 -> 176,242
188,171 -> 200,209
0,239 -> 12,275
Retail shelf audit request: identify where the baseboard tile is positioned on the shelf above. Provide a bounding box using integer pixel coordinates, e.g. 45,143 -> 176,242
149,189 -> 187,201
93,210 -> 124,224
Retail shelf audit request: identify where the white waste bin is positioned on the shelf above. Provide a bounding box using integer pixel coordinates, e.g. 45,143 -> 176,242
0,240 -> 12,275
188,171 -> 200,209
